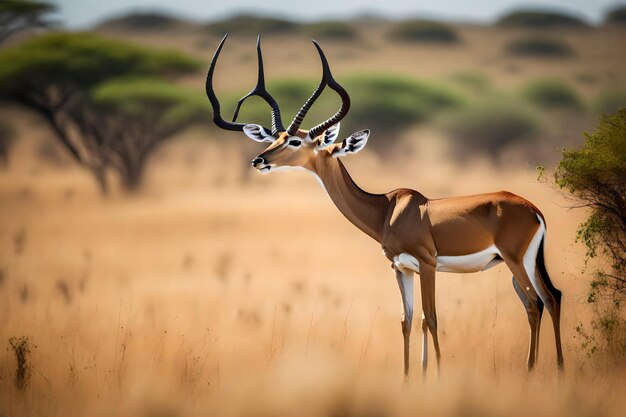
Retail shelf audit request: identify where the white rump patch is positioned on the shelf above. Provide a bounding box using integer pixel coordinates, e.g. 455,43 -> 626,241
523,215 -> 549,305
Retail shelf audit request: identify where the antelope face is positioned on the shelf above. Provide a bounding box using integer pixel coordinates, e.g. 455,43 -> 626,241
206,34 -> 361,173
245,124 -> 370,174
244,124 -> 338,174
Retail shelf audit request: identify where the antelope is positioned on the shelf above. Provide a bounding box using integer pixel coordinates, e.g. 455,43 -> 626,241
205,34 -> 564,377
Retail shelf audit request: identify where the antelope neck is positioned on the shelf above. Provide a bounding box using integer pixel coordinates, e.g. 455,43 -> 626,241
311,152 -> 388,243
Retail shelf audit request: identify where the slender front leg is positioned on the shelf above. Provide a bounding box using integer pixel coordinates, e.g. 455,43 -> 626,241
419,262 -> 441,377
395,266 -> 414,378
512,276 -> 544,370
421,312 -> 428,376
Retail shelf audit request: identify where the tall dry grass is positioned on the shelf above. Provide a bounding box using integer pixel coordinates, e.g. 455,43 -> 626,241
2,20 -> 626,416
1,123 -> 625,416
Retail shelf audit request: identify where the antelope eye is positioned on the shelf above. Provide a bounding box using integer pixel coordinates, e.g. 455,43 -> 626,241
288,139 -> 302,147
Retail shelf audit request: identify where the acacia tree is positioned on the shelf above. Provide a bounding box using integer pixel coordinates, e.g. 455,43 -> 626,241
0,0 -> 55,45
79,77 -> 210,190
555,108 -> 626,362
0,32 -> 202,192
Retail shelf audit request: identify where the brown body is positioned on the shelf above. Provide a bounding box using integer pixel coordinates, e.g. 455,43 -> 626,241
306,150 -> 563,376
205,35 -> 564,377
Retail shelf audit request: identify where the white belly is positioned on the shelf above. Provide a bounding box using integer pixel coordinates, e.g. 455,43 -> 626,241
436,245 -> 503,273
393,245 -> 503,274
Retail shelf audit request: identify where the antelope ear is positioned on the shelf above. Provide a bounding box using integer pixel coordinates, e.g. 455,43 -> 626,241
243,124 -> 274,143
316,123 -> 340,149
331,129 -> 370,157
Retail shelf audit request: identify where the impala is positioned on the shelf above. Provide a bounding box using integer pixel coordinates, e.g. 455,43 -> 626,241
205,35 -> 564,376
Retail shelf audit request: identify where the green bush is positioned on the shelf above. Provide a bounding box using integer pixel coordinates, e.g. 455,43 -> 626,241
605,5 -> 626,25
594,90 -> 626,114
522,78 -> 583,110
439,96 -> 540,156
497,9 -> 588,28
306,21 -> 358,40
555,109 -> 626,364
505,36 -> 574,58
206,15 -> 298,36
388,20 -> 459,43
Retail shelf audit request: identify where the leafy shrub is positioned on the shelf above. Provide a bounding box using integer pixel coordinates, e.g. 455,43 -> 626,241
604,5 -> 626,25
439,96 -> 540,156
97,12 -> 189,31
206,15 -> 298,36
555,109 -> 626,364
306,21 -> 358,40
388,19 -> 459,43
497,9 -> 588,28
522,78 -> 583,110
505,36 -> 574,58
594,90 -> 626,114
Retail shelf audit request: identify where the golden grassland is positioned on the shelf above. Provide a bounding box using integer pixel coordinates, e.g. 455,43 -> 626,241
2,123 -> 625,416
1,23 -> 626,417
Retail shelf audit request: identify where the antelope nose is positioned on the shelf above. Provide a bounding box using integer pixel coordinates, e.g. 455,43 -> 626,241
252,157 -> 265,167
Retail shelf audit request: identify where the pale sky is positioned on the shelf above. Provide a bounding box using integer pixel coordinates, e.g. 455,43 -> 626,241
53,0 -> 625,28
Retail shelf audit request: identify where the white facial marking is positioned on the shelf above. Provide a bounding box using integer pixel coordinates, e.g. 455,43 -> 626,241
523,215 -> 550,305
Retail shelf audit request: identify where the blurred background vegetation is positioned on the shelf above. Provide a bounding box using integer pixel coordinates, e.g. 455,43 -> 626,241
1,2 -> 625,192
0,2 -> 625,415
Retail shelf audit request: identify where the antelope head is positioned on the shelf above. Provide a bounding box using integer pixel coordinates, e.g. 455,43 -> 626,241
205,34 -> 370,175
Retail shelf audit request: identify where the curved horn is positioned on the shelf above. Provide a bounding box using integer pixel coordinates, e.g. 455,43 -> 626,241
205,34 -> 248,132
307,41 -> 351,139
286,41 -> 331,135
286,41 -> 351,138
231,35 -> 285,135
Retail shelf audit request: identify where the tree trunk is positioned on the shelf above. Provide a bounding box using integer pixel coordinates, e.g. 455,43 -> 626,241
118,154 -> 145,192
92,166 -> 109,196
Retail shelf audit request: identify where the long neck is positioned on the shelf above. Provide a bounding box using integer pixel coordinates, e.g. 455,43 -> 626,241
309,153 -> 388,243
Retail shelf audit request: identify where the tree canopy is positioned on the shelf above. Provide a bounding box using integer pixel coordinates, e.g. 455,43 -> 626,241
0,32 -> 203,192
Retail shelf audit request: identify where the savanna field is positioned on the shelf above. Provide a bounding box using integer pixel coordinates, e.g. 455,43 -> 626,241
1,13 -> 626,417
